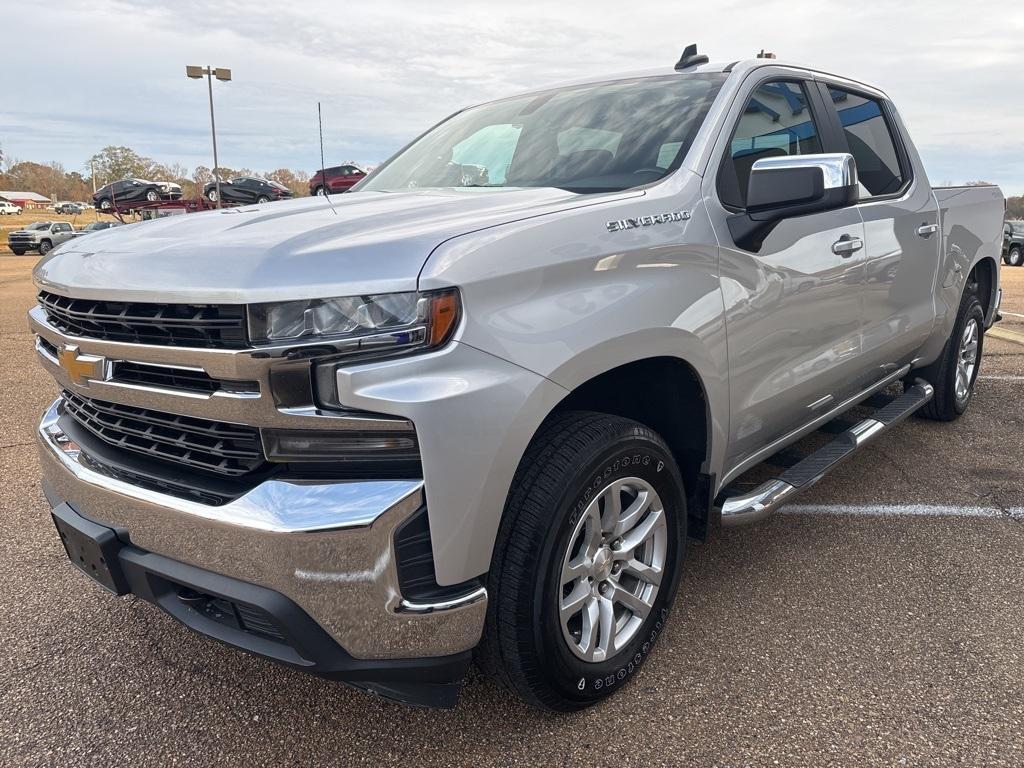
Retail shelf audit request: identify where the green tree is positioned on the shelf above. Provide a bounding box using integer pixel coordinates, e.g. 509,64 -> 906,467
87,146 -> 158,185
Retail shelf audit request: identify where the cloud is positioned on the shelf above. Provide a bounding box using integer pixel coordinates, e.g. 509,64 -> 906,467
5,0 -> 1024,190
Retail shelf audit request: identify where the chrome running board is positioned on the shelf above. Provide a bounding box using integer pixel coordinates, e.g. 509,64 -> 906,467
717,380 -> 934,527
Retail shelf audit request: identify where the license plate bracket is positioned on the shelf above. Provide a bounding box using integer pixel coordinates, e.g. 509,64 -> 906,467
51,503 -> 129,595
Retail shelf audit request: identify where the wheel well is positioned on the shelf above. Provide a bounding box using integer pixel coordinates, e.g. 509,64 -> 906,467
551,357 -> 712,538
969,258 -> 996,320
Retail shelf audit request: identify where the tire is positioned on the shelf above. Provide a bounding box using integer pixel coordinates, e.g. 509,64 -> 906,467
917,289 -> 985,421
1009,247 -> 1022,267
98,198 -> 112,211
207,190 -> 218,202
313,186 -> 324,196
256,195 -> 270,204
478,411 -> 687,711
11,249 -> 26,256
145,189 -> 160,202
38,240 -> 52,256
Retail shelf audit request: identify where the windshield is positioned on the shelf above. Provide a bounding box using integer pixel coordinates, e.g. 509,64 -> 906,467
26,222 -> 50,231
362,74 -> 726,194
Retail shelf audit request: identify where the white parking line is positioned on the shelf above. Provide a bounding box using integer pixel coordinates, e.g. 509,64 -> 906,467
780,503 -> 1023,518
979,374 -> 1024,381
1000,310 -> 1024,319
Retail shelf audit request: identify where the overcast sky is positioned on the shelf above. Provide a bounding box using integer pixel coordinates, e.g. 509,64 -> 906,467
5,0 -> 1024,191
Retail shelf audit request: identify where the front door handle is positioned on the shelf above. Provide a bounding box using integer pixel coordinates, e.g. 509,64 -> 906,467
832,235 -> 863,257
916,223 -> 939,237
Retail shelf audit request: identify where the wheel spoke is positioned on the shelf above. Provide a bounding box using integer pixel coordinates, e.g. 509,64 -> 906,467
612,489 -> 650,538
579,596 -> 600,657
611,583 -> 653,619
599,481 -> 623,532
616,506 -> 664,554
582,506 -> 603,556
622,557 -> 663,587
561,555 -> 589,585
595,596 -> 615,660
560,581 -> 590,621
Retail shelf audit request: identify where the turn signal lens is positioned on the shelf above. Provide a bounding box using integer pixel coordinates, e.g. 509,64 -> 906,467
428,290 -> 460,347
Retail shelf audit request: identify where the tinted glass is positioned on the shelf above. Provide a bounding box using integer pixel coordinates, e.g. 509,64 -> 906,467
828,88 -> 905,197
719,80 -> 822,208
363,74 -> 726,193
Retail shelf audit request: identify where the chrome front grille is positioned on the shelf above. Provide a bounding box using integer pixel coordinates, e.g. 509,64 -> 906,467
61,390 -> 266,477
39,291 -> 248,349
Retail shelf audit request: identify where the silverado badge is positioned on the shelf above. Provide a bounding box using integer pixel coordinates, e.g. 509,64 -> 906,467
606,210 -> 691,233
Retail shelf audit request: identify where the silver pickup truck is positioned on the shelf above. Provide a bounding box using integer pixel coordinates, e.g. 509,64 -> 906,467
30,50 -> 1003,711
9,221 -> 76,255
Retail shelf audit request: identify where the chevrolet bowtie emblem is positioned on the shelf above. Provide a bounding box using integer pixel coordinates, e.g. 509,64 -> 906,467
57,344 -> 107,386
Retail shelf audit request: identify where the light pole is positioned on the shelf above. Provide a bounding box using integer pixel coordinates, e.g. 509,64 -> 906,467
186,65 -> 231,208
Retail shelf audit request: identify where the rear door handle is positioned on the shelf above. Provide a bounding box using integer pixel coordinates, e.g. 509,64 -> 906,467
831,235 -> 863,257
916,223 -> 939,237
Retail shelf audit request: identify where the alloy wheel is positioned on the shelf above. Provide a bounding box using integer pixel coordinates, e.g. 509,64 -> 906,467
558,477 -> 667,663
955,317 -> 979,403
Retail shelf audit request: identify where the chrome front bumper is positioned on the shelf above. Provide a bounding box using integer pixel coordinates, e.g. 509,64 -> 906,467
38,400 -> 487,660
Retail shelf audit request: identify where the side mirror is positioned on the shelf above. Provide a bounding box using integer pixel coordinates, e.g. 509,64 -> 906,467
728,153 -> 859,251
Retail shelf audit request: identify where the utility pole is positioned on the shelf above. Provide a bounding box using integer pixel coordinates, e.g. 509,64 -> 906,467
186,65 -> 232,208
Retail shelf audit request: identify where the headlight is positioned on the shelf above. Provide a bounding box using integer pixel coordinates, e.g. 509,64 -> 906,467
248,289 -> 461,358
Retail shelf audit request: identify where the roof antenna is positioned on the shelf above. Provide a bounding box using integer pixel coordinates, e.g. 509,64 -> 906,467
318,101 -> 337,216
675,43 -> 709,70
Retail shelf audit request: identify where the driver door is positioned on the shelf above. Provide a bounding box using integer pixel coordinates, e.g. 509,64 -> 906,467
708,77 -> 867,473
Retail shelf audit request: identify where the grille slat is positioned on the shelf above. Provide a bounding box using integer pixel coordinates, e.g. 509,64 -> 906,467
62,391 -> 266,477
39,291 -> 248,349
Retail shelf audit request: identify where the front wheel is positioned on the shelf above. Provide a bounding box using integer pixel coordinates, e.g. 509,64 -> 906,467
1008,247 -> 1022,267
98,198 -> 112,211
313,186 -> 325,196
478,411 -> 687,711
38,240 -> 52,255
145,189 -> 160,202
11,249 -> 26,256
206,190 -> 218,202
917,290 -> 985,421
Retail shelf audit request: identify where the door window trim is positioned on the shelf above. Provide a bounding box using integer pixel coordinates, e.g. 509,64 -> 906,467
812,80 -> 914,202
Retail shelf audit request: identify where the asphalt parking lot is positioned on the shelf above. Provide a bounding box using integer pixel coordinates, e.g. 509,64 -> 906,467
2,257 -> 1022,767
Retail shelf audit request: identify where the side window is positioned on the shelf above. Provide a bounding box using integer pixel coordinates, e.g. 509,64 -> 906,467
719,80 -> 823,209
828,88 -> 905,197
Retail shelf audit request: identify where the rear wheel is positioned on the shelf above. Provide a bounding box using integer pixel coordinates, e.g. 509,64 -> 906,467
478,411 -> 687,711
917,289 -> 984,421
1008,247 -> 1022,267
256,195 -> 270,204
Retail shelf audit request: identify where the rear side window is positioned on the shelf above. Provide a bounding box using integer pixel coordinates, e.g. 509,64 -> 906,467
718,80 -> 823,208
828,88 -> 905,197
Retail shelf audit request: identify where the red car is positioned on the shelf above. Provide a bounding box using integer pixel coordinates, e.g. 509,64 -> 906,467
309,164 -> 367,195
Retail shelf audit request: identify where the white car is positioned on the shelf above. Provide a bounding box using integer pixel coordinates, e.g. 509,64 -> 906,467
0,201 -> 22,215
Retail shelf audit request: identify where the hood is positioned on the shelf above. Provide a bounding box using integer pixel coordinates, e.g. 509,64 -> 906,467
34,187 -> 640,304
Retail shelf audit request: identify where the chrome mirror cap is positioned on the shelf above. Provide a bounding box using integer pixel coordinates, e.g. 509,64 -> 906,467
751,152 -> 858,191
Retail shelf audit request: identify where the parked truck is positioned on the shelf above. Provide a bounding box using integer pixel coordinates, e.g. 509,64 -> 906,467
30,49 -> 1003,712
1003,221 -> 1024,266
9,221 -> 76,255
